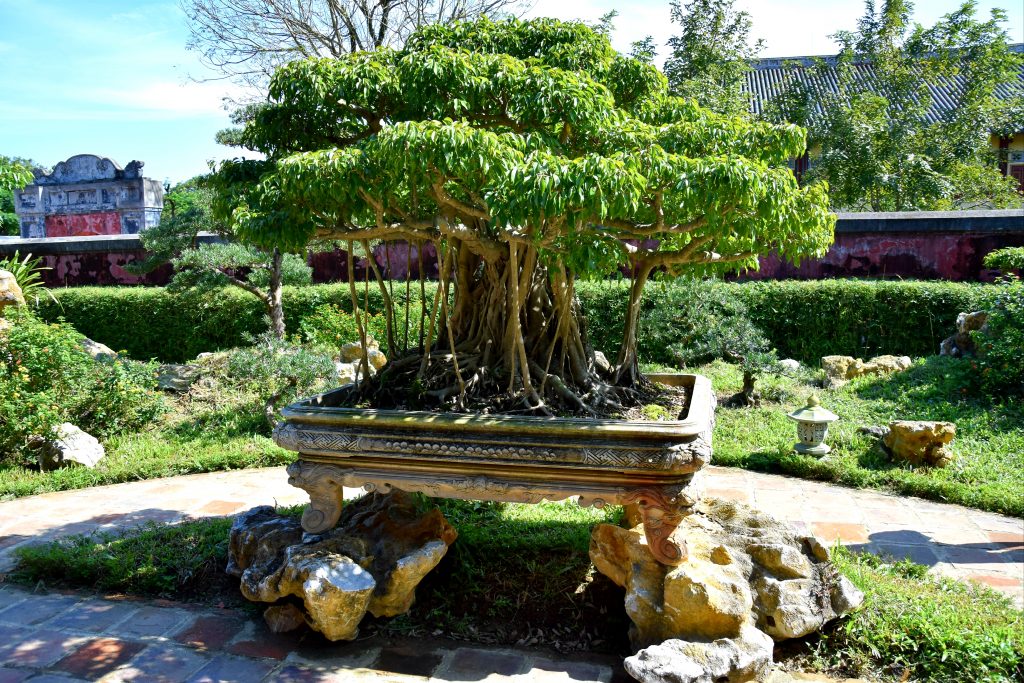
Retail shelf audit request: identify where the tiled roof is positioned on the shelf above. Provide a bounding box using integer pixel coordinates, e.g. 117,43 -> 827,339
742,43 -> 1024,124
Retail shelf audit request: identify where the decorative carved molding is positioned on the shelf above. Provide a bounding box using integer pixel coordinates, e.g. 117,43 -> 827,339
274,422 -> 708,473
277,373 -> 716,565
286,461 -> 346,534
622,486 -> 694,566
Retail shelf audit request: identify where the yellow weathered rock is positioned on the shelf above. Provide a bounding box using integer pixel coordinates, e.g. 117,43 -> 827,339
0,269 -> 25,313
590,498 -> 863,654
227,492 -> 457,641
884,420 -> 956,467
821,354 -> 912,386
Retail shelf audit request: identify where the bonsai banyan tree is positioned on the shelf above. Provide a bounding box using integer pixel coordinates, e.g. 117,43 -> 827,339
217,17 -> 834,415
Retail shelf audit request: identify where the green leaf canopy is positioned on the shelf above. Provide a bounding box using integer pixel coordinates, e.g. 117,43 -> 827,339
229,17 -> 834,278
219,17 -> 835,409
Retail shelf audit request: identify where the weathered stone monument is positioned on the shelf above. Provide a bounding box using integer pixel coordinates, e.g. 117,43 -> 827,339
13,154 -> 163,238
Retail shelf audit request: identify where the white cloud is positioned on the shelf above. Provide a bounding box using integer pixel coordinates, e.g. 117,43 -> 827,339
92,80 -> 242,116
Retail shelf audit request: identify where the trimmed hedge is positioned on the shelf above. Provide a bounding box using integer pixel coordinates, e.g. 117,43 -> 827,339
735,280 -> 998,362
38,280 -> 997,364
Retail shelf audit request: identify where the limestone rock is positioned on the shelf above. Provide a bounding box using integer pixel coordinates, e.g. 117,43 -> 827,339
778,359 -> 801,374
590,497 -> 863,674
593,350 -> 613,374
157,364 -> 200,392
337,338 -> 387,374
883,420 -> 956,467
80,338 -> 118,361
624,624 -> 774,683
0,269 -> 25,312
367,348 -> 388,370
227,491 -> 457,641
36,423 -> 105,470
336,361 -> 358,384
857,425 -> 889,440
940,311 -> 988,358
822,354 -> 911,387
263,603 -> 306,633
339,336 -> 381,360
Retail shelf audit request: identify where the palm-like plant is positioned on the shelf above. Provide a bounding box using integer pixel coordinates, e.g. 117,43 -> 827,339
0,251 -> 56,307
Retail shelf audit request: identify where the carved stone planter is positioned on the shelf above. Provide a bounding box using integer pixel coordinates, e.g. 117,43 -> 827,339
273,373 -> 714,566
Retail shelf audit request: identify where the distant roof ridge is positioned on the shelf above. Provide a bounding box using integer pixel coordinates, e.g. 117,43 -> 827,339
750,41 -> 1024,70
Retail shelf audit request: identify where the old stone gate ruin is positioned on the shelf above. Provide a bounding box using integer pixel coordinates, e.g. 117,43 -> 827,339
14,154 -> 163,238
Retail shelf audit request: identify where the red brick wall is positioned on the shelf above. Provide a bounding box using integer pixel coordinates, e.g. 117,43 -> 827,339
744,232 -> 1024,282
45,212 -> 122,237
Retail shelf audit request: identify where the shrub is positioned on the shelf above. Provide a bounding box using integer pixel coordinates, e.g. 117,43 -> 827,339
298,303 -> 389,350
639,279 -> 772,367
971,277 -> 1024,397
39,280 -> 997,365
735,279 -> 996,361
0,310 -> 164,463
226,334 -> 338,426
983,247 -> 1024,275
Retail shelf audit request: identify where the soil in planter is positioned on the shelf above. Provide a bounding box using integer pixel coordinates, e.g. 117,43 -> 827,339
326,371 -> 691,423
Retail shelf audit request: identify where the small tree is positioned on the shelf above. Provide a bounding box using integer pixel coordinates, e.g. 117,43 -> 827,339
0,156 -> 36,235
662,0 -> 763,117
132,173 -> 312,338
768,0 -> 1024,211
215,18 -> 834,414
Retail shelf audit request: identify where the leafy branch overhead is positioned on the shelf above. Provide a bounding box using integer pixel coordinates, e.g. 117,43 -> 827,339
218,17 -> 835,413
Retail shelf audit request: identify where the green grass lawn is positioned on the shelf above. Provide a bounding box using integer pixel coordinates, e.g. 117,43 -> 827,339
0,384 -> 293,500
4,354 -> 1021,518
682,356 -> 1024,517
12,500 -> 1022,682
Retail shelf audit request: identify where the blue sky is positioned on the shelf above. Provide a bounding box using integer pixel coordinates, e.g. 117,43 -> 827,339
1,0 -> 1021,184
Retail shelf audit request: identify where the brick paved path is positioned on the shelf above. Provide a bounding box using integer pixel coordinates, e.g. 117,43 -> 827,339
0,466 -> 1021,682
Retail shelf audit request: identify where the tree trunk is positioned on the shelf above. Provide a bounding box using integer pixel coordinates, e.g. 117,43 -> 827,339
364,236 -> 653,415
614,263 -> 652,387
268,247 -> 285,339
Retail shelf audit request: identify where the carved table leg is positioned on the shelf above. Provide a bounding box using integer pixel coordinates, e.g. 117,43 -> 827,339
623,487 -> 691,566
286,461 -> 347,534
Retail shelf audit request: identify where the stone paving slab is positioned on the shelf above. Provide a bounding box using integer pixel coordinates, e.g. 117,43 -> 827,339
0,466 -> 1020,681
1,466 -> 1021,606
0,583 -> 623,682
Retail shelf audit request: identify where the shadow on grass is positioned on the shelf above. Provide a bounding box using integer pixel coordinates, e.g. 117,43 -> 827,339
854,355 -> 1022,428
166,403 -> 271,442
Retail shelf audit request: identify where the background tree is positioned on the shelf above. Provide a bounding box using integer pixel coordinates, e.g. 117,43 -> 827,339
0,156 -> 39,236
131,173 -> 312,338
182,0 -> 531,90
662,0 -> 763,116
216,17 -> 833,414
767,0 -> 1024,210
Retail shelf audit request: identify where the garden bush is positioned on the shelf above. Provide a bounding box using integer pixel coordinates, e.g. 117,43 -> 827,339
226,333 -> 338,426
39,280 -> 996,365
0,309 -> 164,464
983,246 -> 1024,275
735,279 -> 996,362
971,277 -> 1024,398
299,303 -> 390,349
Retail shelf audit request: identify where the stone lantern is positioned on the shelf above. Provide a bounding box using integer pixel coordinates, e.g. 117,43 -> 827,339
787,395 -> 838,456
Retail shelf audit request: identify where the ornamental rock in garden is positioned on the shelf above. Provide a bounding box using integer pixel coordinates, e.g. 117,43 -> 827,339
0,269 -> 25,312
227,491 -> 457,641
592,498 -> 864,683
